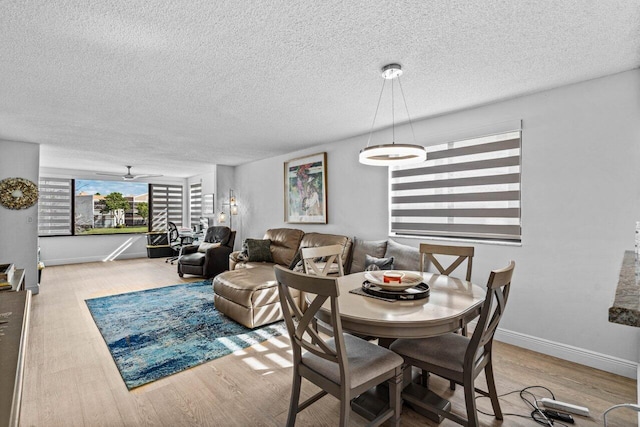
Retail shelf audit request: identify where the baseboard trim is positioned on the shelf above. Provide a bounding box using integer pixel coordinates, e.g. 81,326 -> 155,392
43,253 -> 148,266
494,327 -> 638,379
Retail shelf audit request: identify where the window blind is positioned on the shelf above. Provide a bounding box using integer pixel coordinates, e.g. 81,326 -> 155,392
189,183 -> 202,227
38,178 -> 73,236
150,184 -> 183,230
390,131 -> 521,242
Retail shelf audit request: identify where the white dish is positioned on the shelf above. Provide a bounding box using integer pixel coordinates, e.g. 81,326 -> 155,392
363,270 -> 423,291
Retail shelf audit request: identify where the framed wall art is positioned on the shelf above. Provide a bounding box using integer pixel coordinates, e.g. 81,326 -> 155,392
284,152 -> 327,223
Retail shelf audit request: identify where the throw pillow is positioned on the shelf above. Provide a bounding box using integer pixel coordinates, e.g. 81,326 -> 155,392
384,239 -> 421,271
246,239 -> 274,263
365,254 -> 395,270
197,242 -> 221,253
237,239 -> 250,261
350,237 -> 388,273
364,254 -> 395,270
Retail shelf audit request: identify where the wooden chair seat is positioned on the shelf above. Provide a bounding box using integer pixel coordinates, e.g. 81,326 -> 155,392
389,333 -> 469,377
302,333 -> 403,387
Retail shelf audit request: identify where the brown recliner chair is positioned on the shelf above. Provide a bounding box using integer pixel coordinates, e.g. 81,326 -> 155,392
177,226 -> 236,278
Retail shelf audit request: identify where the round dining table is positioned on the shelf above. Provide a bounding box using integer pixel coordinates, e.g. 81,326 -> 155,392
315,271 -> 486,341
314,270 -> 487,423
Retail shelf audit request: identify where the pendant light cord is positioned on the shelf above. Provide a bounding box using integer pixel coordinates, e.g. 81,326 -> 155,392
397,76 -> 418,145
365,78 -> 387,148
391,77 -> 395,144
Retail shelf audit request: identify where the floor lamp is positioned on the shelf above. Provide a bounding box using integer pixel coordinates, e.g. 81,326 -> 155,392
218,189 -> 238,230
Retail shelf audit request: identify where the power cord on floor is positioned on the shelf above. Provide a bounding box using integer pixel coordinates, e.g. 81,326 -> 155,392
475,385 -> 569,427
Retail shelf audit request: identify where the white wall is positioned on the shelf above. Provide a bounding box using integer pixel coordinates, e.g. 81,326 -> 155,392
235,70 -> 640,376
0,140 -> 40,294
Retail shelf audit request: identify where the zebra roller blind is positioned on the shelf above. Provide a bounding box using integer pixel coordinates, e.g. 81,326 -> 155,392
189,182 -> 202,227
38,177 -> 73,236
150,184 -> 183,230
390,131 -> 521,242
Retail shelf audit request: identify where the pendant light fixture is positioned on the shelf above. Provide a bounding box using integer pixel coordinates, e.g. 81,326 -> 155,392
359,64 -> 427,166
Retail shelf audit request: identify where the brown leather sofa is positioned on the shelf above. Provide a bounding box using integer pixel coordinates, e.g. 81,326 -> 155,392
213,228 -> 352,328
178,226 -> 236,278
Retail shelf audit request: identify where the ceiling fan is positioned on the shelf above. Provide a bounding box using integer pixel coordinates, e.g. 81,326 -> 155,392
96,165 -> 163,181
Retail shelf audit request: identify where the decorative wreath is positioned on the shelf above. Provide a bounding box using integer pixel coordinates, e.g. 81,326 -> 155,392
0,177 -> 39,210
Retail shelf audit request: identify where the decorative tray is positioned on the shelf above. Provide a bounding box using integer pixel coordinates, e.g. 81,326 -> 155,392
362,281 -> 430,300
363,270 -> 424,291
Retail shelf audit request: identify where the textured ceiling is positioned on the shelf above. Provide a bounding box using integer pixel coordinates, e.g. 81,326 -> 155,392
1,0 -> 639,178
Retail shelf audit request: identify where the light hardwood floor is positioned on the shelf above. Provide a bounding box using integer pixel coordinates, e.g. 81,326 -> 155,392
19,258 -> 637,426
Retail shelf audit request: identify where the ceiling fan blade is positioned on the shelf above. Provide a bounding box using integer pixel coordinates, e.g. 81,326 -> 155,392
134,174 -> 164,179
96,166 -> 163,180
95,172 -> 126,177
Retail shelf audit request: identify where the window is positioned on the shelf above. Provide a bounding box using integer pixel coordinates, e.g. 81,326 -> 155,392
38,178 -> 73,236
150,184 -> 183,231
189,182 -> 202,227
74,179 -> 149,235
37,178 -> 185,237
389,131 -> 521,242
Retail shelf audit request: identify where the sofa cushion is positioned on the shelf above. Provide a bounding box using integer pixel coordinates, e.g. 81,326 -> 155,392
264,228 -> 305,266
384,239 -> 421,271
350,238 -> 388,273
245,239 -> 273,262
365,254 -> 394,270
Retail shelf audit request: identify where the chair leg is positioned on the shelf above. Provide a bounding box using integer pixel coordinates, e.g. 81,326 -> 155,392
286,372 -> 302,427
388,367 -> 403,427
484,360 -> 503,420
339,387 -> 350,427
420,369 -> 429,387
464,376 -> 479,427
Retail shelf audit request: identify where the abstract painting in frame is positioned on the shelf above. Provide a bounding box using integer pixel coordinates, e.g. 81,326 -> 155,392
284,152 -> 327,223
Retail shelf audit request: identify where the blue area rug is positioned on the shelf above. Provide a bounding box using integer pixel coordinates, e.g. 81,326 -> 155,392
85,280 -> 287,389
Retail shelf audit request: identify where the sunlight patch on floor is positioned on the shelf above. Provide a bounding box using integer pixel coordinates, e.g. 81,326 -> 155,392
241,356 -> 269,371
265,352 -> 293,368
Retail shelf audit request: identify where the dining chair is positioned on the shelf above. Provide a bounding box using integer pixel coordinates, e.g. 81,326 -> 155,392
389,260 -> 515,427
420,243 -> 474,331
274,265 -> 404,427
419,243 -> 474,281
300,244 -> 345,277
419,243 -> 475,389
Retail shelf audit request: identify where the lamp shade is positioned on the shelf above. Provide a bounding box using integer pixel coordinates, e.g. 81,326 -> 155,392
359,144 -> 427,166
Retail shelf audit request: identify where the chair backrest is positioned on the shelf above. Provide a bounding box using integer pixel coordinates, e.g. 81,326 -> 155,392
204,226 -> 232,246
465,261 -> 515,373
274,265 -> 349,386
300,244 -> 345,277
167,222 -> 179,244
419,243 -> 475,281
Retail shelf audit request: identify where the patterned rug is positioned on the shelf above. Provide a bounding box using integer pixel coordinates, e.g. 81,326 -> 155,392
85,280 -> 287,389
